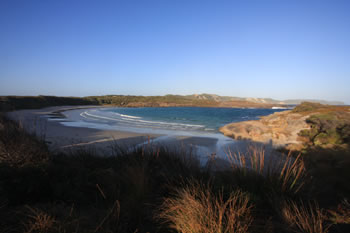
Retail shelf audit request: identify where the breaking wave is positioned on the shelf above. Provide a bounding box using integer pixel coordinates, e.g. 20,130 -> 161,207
79,109 -> 206,131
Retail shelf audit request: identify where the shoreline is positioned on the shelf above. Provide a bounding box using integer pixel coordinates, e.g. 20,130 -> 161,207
7,106 -> 159,154
7,106 -> 247,162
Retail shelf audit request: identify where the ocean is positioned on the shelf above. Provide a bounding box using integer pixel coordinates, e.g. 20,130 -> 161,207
61,107 -> 286,135
56,106 -> 288,161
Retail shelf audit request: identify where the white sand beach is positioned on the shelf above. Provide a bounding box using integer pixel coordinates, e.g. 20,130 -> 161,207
6,106 -> 232,159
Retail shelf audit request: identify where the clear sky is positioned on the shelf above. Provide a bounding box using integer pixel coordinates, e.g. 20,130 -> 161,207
1,0 -> 350,103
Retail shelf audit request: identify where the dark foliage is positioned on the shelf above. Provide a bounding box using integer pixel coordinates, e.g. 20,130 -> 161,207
0,95 -> 96,111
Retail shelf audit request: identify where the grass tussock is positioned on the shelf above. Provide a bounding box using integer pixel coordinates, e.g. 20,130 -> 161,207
226,145 -> 306,195
23,206 -> 57,233
281,201 -> 331,233
158,182 -> 253,233
328,199 -> 350,224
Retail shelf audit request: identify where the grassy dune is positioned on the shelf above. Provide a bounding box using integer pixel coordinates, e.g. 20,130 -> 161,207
1,114 -> 350,233
0,96 -> 96,111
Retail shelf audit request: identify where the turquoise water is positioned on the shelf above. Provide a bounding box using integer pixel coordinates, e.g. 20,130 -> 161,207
75,107 -> 286,133
59,107 -> 288,159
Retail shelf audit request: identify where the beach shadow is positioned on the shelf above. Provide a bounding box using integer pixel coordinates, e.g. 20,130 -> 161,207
58,135 -> 152,155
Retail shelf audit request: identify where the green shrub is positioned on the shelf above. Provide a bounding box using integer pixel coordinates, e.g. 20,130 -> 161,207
300,112 -> 350,147
292,102 -> 326,113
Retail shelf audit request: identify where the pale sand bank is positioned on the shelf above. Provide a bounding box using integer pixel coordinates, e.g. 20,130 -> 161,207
6,106 -> 229,159
7,106 -> 158,152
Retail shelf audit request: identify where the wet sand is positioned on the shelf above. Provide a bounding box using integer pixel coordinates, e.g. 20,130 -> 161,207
6,106 -> 227,158
6,106 -> 285,170
6,106 -> 156,152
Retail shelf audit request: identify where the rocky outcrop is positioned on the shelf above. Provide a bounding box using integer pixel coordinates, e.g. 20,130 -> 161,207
220,102 -> 350,150
219,110 -> 312,150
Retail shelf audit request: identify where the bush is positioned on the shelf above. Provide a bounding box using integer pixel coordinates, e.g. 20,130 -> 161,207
299,112 -> 350,147
292,102 -> 326,113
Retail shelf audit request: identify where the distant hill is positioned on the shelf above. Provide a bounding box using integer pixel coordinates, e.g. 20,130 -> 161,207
0,94 -> 344,111
188,94 -> 344,105
281,99 -> 344,105
85,94 -> 282,108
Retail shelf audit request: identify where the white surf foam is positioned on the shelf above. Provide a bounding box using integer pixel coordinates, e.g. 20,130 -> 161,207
81,110 -> 206,131
115,113 -> 142,119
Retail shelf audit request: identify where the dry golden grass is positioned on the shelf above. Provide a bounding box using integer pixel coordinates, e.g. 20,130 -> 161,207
278,152 -> 306,194
281,201 -> 331,233
226,145 -> 267,174
23,206 -> 56,233
328,199 -> 350,224
226,145 -> 306,194
158,182 -> 253,233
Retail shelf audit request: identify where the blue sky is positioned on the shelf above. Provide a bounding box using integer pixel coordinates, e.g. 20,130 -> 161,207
1,0 -> 350,103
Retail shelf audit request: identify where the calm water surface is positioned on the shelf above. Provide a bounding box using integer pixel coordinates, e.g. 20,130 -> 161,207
66,107 -> 286,133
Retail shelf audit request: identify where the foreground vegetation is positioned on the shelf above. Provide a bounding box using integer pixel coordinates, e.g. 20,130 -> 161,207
1,114 -> 350,232
0,96 -> 95,111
